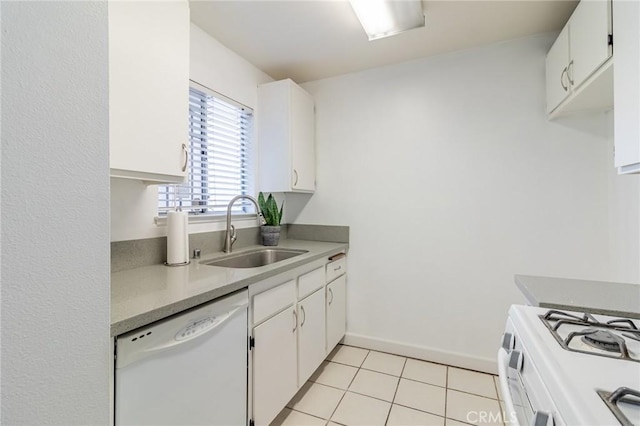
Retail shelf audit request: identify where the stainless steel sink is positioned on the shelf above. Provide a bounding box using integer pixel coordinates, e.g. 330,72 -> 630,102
201,248 -> 309,268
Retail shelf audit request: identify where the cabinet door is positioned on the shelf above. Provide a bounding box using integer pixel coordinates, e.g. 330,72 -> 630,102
545,25 -> 570,114
109,0 -> 189,183
569,0 -> 611,89
298,288 -> 326,386
613,0 -> 640,172
253,306 -> 298,426
290,84 -> 316,192
326,275 -> 347,353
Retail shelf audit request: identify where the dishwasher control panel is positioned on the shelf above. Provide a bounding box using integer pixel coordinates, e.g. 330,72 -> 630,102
175,316 -> 219,341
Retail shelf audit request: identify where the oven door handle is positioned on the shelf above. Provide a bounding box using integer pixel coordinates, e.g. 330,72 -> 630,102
498,348 -> 520,426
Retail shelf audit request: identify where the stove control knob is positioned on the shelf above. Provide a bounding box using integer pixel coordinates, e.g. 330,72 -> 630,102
508,350 -> 524,372
501,332 -> 515,351
531,410 -> 554,426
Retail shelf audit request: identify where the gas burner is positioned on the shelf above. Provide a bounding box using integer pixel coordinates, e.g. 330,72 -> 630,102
582,329 -> 623,353
539,310 -> 640,363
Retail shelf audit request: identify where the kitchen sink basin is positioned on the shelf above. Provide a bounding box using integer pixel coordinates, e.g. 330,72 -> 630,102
201,248 -> 308,268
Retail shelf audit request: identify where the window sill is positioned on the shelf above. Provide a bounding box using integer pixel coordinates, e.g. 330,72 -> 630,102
154,213 -> 258,226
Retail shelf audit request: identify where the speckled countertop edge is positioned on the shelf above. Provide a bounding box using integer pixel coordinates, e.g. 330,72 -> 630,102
111,240 -> 348,336
515,274 -> 640,319
537,302 -> 640,319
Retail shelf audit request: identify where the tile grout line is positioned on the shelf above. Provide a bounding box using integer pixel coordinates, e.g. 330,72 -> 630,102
325,348 -> 367,425
384,357 -> 407,426
392,401 -> 447,420
444,365 -> 449,421
288,407 -> 330,423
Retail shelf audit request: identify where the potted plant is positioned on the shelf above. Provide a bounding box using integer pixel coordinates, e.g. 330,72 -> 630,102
258,192 -> 283,246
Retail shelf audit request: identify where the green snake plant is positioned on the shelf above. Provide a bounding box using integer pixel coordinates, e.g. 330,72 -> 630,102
257,192 -> 283,226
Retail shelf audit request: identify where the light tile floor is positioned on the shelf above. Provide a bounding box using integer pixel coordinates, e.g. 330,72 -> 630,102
272,345 -> 505,426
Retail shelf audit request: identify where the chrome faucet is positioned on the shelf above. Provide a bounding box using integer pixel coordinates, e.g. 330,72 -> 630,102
223,195 -> 266,253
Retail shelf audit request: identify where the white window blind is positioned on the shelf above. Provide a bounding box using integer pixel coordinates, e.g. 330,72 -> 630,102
159,83 -> 254,216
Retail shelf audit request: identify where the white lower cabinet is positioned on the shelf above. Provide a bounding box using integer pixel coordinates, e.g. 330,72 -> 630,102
252,306 -> 298,426
298,288 -> 326,386
250,255 -> 347,425
326,274 -> 347,352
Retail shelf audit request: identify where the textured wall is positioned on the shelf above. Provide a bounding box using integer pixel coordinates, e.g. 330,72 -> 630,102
1,2 -> 110,424
298,34 -> 613,372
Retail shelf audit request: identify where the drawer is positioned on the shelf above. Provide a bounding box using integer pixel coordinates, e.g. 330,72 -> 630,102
326,256 -> 347,282
298,267 -> 325,300
253,279 -> 295,325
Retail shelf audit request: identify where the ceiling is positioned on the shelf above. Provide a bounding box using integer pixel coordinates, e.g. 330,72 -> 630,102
189,0 -> 578,83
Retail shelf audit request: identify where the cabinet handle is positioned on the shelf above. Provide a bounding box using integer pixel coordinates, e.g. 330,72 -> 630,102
292,310 -> 298,332
181,143 -> 188,172
293,169 -> 298,186
328,288 -> 334,305
560,67 -> 568,91
567,60 -> 574,85
300,306 -> 306,327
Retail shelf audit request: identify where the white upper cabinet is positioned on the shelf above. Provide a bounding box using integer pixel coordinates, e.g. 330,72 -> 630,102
258,79 -> 316,193
569,0 -> 611,87
613,0 -> 640,174
109,0 -> 189,183
546,26 -> 571,113
545,0 -> 612,116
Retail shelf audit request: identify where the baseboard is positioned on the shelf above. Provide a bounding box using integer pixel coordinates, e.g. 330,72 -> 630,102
343,332 -> 498,375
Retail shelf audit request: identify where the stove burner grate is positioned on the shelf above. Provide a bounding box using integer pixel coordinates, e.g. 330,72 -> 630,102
582,329 -> 623,353
597,387 -> 640,426
539,310 -> 639,363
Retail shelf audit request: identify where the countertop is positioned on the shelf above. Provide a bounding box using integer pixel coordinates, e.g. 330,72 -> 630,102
111,240 -> 348,336
515,274 -> 640,319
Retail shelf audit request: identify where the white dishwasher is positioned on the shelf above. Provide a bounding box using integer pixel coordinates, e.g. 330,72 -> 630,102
115,289 -> 248,426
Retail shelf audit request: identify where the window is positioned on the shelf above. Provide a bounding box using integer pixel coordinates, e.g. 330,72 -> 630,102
158,83 -> 254,216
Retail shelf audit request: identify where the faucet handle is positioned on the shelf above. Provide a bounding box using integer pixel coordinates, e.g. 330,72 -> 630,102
230,224 -> 237,245
257,212 -> 267,226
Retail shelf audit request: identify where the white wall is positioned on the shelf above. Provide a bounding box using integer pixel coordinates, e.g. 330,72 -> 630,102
297,34 -> 615,372
110,23 -> 273,242
1,2 -> 111,424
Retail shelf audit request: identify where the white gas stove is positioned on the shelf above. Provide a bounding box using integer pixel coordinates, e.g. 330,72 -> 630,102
499,305 -> 640,426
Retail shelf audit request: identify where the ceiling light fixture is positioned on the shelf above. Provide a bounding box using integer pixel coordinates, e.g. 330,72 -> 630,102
349,0 -> 425,41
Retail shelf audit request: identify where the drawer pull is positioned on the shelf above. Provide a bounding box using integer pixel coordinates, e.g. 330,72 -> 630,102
334,265 -> 342,272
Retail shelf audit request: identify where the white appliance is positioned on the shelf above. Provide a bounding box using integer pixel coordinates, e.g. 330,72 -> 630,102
499,305 -> 640,426
115,289 -> 249,426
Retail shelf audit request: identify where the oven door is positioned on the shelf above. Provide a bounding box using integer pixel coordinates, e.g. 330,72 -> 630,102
498,347 -> 534,426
